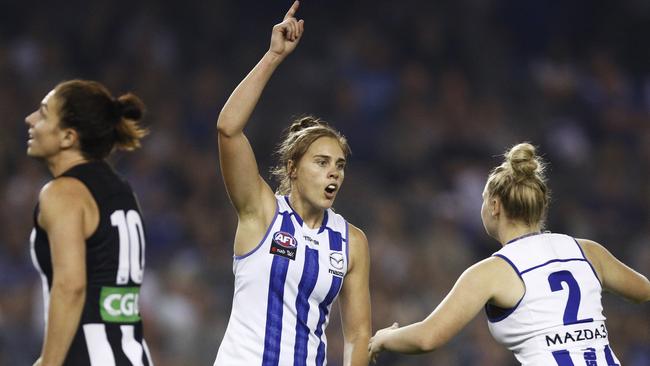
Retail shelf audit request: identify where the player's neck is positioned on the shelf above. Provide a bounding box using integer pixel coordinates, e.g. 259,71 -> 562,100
47,151 -> 90,177
499,222 -> 541,246
288,193 -> 324,229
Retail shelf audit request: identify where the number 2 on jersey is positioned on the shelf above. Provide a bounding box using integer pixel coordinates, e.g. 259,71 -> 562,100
548,270 -> 593,325
111,210 -> 145,284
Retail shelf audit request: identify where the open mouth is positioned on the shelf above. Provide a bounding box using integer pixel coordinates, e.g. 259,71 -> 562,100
325,184 -> 337,195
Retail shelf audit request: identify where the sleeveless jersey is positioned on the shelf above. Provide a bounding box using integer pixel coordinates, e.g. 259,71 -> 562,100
486,233 -> 621,366
215,195 -> 350,366
30,161 -> 152,366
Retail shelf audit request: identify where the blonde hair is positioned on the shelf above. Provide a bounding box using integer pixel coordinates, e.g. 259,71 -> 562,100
486,142 -> 550,226
271,116 -> 350,195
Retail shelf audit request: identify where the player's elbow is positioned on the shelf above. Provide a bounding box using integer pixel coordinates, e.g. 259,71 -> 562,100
216,111 -> 241,138
416,324 -> 439,353
417,336 -> 437,353
216,120 -> 234,137
53,277 -> 86,298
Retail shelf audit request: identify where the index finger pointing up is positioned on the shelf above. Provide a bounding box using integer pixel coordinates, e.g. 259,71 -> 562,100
284,1 -> 300,20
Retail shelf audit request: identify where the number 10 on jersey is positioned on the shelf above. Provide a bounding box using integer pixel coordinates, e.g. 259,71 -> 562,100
111,210 -> 145,284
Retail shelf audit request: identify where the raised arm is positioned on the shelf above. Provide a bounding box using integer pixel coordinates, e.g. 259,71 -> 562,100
368,257 -> 523,358
338,225 -> 371,366
578,239 -> 650,303
36,178 -> 96,366
217,1 -> 304,220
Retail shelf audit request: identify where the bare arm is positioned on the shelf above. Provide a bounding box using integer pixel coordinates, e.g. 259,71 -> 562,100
338,225 -> 371,366
578,239 -> 650,303
369,257 -> 521,357
217,1 -> 304,219
37,178 -> 94,366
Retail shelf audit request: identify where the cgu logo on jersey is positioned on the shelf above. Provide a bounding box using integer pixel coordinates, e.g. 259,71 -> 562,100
100,287 -> 141,323
270,231 -> 297,260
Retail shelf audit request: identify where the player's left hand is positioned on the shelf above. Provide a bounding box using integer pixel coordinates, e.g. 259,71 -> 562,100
368,322 -> 399,362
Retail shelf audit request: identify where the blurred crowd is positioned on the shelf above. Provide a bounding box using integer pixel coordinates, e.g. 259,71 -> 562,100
1,0 -> 649,365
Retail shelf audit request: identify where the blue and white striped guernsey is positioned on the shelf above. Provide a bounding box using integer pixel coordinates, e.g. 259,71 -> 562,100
486,233 -> 621,366
215,195 -> 349,366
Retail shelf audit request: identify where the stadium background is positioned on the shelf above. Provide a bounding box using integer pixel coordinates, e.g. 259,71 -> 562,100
1,0 -> 649,364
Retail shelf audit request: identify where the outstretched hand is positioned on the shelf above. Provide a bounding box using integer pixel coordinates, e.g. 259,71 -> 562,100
269,1 -> 305,59
368,322 -> 399,363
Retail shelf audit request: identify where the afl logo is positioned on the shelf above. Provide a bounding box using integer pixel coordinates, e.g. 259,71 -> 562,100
273,231 -> 296,248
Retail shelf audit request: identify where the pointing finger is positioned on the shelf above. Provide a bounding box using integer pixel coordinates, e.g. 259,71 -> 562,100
284,1 -> 300,20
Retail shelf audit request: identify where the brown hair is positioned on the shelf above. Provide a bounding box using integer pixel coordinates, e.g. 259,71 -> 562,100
55,80 -> 148,160
486,142 -> 550,226
271,116 -> 351,195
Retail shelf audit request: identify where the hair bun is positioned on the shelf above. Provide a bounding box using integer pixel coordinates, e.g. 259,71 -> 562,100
505,142 -> 541,178
289,116 -> 323,133
116,93 -> 145,121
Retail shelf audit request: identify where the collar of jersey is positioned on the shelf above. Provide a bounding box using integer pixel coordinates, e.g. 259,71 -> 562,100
505,231 -> 542,245
283,196 -> 328,234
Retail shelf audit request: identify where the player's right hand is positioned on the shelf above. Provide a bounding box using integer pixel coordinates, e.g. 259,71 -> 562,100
268,1 -> 305,59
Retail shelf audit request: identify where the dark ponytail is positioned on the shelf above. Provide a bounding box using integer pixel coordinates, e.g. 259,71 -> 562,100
55,80 -> 148,160
113,93 -> 147,151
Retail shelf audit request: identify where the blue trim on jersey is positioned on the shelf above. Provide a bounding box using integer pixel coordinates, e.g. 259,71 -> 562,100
604,345 -> 619,366
486,254 -> 525,323
284,196 -> 304,226
293,247 -> 320,366
520,258 -> 589,275
485,295 -> 525,323
572,238 -> 603,286
315,276 -> 342,366
283,196 -> 329,230
505,231 -> 542,245
317,210 -> 329,234
234,200 -> 280,260
552,350 -> 575,366
494,254 -> 521,275
345,221 -> 350,272
262,212 -> 295,365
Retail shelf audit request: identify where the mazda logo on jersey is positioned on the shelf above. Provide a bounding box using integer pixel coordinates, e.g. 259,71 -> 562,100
270,231 -> 297,260
329,252 -> 344,270
328,251 -> 345,277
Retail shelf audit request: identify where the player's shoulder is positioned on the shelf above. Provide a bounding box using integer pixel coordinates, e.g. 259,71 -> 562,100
474,256 -> 518,277
575,238 -> 609,272
40,177 -> 91,204
347,223 -> 368,247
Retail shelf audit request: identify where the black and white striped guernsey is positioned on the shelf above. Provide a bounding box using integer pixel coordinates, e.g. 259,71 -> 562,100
30,161 -> 152,366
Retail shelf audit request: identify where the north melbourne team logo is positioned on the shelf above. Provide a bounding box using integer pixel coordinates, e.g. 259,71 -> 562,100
329,251 -> 345,277
270,231 -> 297,260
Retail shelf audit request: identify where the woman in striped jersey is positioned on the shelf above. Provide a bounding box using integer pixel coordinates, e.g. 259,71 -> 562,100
369,143 -> 650,365
27,80 -> 153,366
214,2 -> 371,365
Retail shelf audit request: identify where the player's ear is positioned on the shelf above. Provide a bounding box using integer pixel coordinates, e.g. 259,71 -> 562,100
491,197 -> 501,217
60,127 -> 79,149
287,160 -> 297,179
